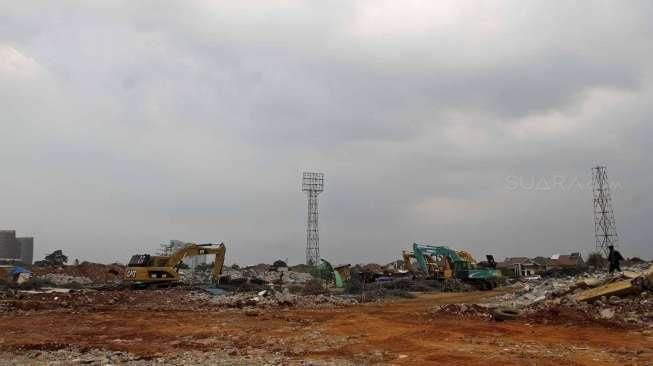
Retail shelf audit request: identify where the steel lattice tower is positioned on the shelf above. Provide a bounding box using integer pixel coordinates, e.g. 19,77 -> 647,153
592,166 -> 619,255
302,172 -> 324,265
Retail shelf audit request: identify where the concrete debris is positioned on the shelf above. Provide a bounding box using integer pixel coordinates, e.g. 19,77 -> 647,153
226,266 -> 313,284
482,262 -> 653,326
1,257 -> 651,332
575,279 -> 638,302
575,278 -> 602,288
488,263 -> 651,309
599,308 -> 615,319
206,288 -> 358,308
181,266 -> 314,286
622,271 -> 641,279
574,264 -> 653,302
1,261 -> 652,364
0,287 -> 358,313
38,273 -> 92,286
431,303 -> 492,319
15,272 -> 31,284
420,263 -> 653,327
31,262 -> 125,284
432,303 -> 523,321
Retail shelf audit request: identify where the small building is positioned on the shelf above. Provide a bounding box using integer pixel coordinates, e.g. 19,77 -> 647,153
0,230 -> 34,265
532,256 -> 554,271
548,253 -> 585,269
497,257 -> 544,277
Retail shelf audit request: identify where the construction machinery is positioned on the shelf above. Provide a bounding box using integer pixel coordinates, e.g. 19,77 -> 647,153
318,259 -> 353,288
124,242 -> 226,287
403,243 -> 501,290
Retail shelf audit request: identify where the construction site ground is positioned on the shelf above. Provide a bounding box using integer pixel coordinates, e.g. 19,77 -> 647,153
2,289 -> 652,365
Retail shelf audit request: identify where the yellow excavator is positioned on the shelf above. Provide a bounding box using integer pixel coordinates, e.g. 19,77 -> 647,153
124,242 -> 226,287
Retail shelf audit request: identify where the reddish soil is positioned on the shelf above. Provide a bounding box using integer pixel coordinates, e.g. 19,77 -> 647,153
1,291 -> 652,365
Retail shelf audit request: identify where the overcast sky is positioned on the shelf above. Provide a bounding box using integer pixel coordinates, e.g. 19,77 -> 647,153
1,1 -> 652,265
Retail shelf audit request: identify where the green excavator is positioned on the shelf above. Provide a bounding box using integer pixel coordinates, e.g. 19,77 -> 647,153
403,243 -> 501,290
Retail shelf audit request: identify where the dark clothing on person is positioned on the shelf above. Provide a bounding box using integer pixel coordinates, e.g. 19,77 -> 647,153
609,261 -> 621,273
608,248 -> 624,273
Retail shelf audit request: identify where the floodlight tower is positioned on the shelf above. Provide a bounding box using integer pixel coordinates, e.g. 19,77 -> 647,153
302,172 -> 324,265
592,166 -> 619,255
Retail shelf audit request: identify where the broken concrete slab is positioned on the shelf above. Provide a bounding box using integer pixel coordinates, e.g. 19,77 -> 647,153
575,279 -> 638,302
644,265 -> 653,277
573,266 -> 653,302
574,278 -> 603,289
622,271 -> 641,279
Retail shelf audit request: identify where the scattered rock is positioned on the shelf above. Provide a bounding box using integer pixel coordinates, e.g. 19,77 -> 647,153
599,308 -> 615,320
493,307 -> 521,321
245,308 -> 260,316
431,303 -> 492,318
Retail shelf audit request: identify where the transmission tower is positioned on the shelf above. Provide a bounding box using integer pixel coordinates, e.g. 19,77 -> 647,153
592,166 -> 619,255
302,172 -> 324,265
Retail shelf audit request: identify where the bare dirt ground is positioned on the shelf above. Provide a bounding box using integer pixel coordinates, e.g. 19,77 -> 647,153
1,290 -> 652,365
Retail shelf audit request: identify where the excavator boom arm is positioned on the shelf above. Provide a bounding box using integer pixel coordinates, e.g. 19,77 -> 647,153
212,245 -> 226,283
165,242 -> 227,282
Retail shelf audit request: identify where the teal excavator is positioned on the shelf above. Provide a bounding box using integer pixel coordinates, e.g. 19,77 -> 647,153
403,243 -> 501,290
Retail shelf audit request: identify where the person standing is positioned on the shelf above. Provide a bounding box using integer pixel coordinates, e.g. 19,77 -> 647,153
607,245 -> 624,273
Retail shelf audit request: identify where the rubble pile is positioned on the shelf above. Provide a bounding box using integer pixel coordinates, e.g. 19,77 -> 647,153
429,263 -> 653,326
223,266 -> 313,284
31,262 -> 125,284
431,303 -> 493,319
487,263 -> 653,326
0,287 -> 358,313
523,291 -> 653,326
178,269 -> 212,284
38,273 -> 92,286
204,289 -> 358,309
180,265 -> 314,286
0,288 -> 217,313
441,278 -> 476,292
489,273 -> 616,309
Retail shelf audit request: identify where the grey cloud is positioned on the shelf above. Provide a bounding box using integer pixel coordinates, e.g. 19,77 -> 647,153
0,1 -> 652,265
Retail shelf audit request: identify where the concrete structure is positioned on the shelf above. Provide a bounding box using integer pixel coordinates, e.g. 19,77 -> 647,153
0,230 -> 35,265
0,230 -> 20,259
0,230 -> 15,241
16,237 -> 34,265
497,257 -> 544,278
497,253 -> 586,278
549,253 -> 585,269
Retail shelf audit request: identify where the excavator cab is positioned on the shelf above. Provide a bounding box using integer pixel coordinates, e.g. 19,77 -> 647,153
128,254 -> 151,267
